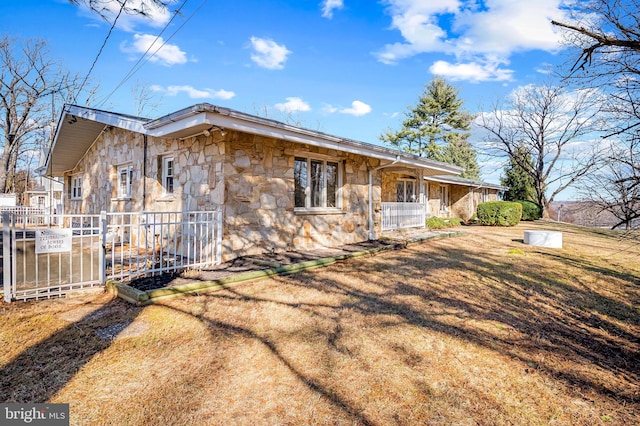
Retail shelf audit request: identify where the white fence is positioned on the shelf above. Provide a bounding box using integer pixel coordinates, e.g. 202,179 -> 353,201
0,206 -> 48,225
105,211 -> 222,282
1,210 -> 223,302
381,202 -> 426,231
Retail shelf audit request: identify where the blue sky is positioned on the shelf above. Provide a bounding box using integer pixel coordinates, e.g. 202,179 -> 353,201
1,0 -> 574,189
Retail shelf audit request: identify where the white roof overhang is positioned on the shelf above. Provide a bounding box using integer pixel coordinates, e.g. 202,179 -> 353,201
425,175 -> 508,191
145,104 -> 463,176
46,105 -> 148,175
47,103 -> 463,177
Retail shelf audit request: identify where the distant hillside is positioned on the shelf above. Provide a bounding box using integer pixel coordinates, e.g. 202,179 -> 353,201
549,201 -> 639,229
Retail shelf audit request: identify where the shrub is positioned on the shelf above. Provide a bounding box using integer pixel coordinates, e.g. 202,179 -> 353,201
476,201 -> 522,226
426,216 -> 462,229
516,200 -> 542,221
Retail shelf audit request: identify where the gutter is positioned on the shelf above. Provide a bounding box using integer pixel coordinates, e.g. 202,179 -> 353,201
368,155 -> 400,240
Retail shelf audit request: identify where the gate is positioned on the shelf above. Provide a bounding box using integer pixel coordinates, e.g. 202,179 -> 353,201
2,209 -> 223,302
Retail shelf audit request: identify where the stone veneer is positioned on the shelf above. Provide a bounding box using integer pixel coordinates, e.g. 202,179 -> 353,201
426,182 -> 499,221
63,127 -> 383,261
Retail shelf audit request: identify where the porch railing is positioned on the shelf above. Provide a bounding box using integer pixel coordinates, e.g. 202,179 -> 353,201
381,202 -> 426,231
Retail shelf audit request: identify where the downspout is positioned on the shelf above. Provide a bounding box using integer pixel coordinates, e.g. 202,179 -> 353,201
469,185 -> 483,219
368,155 -> 400,240
142,134 -> 148,211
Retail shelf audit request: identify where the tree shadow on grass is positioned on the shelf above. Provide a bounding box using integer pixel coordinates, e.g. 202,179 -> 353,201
0,297 -> 142,403
156,300 -> 377,426
340,244 -> 640,404
207,241 -> 640,409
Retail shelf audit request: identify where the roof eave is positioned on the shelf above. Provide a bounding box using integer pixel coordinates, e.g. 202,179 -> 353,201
46,105 -> 148,176
145,104 -> 463,176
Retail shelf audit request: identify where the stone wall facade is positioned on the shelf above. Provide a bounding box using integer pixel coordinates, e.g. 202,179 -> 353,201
63,127 -> 384,260
425,182 -> 500,221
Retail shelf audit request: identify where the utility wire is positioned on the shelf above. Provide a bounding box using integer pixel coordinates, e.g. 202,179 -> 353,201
98,0 -> 209,109
74,0 -> 128,104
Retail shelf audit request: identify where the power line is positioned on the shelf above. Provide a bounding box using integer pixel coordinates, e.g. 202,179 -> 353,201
98,0 -> 209,108
74,0 -> 128,104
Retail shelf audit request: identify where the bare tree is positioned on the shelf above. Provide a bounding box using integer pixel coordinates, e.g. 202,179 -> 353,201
130,80 -> 161,117
579,137 -> 640,229
552,0 -> 640,222
477,83 -> 603,218
69,0 -> 170,21
552,0 -> 640,134
0,36 -> 88,194
551,1 -> 640,77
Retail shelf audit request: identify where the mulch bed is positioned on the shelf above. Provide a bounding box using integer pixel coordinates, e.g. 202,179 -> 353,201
128,239 -> 399,292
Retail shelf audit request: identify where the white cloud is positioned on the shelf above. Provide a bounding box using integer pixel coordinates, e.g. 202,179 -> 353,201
78,0 -> 174,32
275,97 -> 311,113
151,85 -> 235,100
429,59 -> 514,82
322,0 -> 344,19
340,100 -> 372,116
322,104 -> 339,113
121,34 -> 188,66
376,0 -> 568,82
249,37 -> 291,70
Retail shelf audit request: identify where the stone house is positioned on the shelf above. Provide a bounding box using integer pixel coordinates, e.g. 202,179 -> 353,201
424,175 -> 506,221
46,104 -> 501,260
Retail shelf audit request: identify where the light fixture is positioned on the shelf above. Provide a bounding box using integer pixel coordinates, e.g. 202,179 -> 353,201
180,125 -> 228,140
203,125 -> 226,137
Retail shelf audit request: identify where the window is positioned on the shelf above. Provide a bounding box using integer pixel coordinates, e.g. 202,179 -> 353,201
482,188 -> 489,203
294,156 -> 340,209
70,175 -> 82,200
162,156 -> 174,195
439,185 -> 449,212
117,165 -> 133,198
396,179 -> 417,202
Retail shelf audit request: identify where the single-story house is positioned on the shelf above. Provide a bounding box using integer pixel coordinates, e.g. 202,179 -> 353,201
46,103 -> 503,261
424,175 -> 506,221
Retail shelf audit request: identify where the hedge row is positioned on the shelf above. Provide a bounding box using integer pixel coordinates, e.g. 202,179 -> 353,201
516,200 -> 542,221
477,201 -> 522,226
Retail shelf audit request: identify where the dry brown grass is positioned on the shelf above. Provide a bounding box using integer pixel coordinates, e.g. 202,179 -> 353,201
1,221 -> 638,425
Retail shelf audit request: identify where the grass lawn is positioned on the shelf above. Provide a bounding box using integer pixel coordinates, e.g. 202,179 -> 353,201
1,221 -> 638,425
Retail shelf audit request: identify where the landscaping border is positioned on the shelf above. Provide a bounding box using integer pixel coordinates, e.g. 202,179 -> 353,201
108,231 -> 465,305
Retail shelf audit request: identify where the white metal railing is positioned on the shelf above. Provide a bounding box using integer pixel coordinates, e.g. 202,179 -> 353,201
2,212 -> 103,301
0,206 -> 48,225
1,209 -> 223,302
105,210 -> 223,282
381,202 -> 426,231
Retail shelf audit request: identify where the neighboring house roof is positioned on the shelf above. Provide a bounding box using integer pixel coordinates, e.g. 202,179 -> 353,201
425,174 -> 508,191
46,103 -> 464,176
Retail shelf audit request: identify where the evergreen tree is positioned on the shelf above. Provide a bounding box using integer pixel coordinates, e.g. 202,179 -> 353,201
500,145 -> 536,202
438,134 -> 480,180
380,77 -> 480,175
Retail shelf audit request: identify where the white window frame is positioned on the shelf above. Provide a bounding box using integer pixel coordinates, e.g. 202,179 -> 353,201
70,174 -> 83,200
162,156 -> 175,195
482,188 -> 489,203
396,178 -> 417,203
294,156 -> 342,211
117,164 -> 133,199
439,185 -> 449,212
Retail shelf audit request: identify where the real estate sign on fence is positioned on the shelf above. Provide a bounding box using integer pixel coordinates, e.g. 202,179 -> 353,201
35,228 -> 72,254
